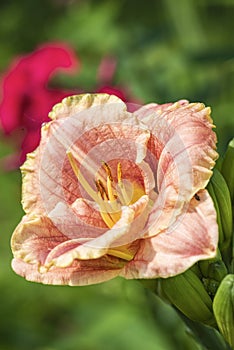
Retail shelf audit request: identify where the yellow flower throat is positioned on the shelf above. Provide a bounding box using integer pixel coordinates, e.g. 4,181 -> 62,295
67,151 -> 145,229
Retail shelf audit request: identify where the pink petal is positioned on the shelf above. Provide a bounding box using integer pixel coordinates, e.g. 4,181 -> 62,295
11,214 -> 125,286
48,198 -> 107,239
48,93 -> 125,120
12,256 -> 123,286
44,205 -> 136,266
137,101 -> 217,194
136,101 -> 218,236
121,190 -> 218,279
11,215 -> 68,265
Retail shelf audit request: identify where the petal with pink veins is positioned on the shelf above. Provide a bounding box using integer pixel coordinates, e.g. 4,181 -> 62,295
12,256 -> 124,286
136,101 -> 218,237
121,190 -> 218,279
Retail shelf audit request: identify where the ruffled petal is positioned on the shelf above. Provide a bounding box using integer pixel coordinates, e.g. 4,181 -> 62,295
11,215 -> 68,265
136,101 -> 218,236
121,190 -> 218,279
44,205 -> 136,266
48,93 -> 125,120
11,214 -> 124,286
137,101 -> 217,195
12,256 -> 123,286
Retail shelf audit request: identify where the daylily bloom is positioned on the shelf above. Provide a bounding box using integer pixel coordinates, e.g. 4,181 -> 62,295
11,94 -> 219,286
0,42 -> 79,167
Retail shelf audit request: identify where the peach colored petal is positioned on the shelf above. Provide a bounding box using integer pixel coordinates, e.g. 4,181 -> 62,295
45,205 -> 136,267
48,93 -> 125,120
21,146 -> 46,216
11,215 -> 67,265
11,214 -> 125,285
48,199 -> 107,239
121,190 -> 218,279
12,256 -> 124,286
135,101 -> 218,237
137,101 -> 217,194
45,192 -> 152,269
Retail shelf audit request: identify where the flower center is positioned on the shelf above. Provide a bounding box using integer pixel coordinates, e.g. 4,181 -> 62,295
67,151 -> 145,229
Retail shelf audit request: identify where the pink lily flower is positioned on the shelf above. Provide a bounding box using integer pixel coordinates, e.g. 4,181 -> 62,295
11,94 -> 219,285
0,42 -> 79,167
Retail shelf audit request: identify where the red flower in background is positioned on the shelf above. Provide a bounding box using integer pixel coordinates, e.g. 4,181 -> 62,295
0,45 -> 138,169
0,43 -> 79,167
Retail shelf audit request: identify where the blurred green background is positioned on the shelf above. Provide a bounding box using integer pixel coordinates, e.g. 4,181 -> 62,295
0,0 -> 234,349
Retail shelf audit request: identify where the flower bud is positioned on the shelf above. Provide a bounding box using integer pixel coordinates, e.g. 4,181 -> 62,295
207,168 -> 233,250
213,274 -> 234,348
207,260 -> 228,282
159,269 -> 215,326
199,256 -> 228,297
221,138 -> 234,202
199,249 -> 223,278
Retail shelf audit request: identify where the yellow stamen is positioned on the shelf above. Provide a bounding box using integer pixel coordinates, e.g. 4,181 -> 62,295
67,153 -> 145,231
108,244 -> 135,261
117,162 -> 122,183
67,151 -> 98,202
118,182 -> 131,206
103,162 -> 113,181
97,193 -> 115,228
95,179 -> 109,201
107,176 -> 116,202
117,162 -> 132,205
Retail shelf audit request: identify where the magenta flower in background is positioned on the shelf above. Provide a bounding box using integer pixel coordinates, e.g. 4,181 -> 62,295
0,42 -> 79,167
0,47 -> 138,169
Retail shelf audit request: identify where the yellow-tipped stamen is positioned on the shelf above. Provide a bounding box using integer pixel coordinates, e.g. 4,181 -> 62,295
67,151 -> 99,202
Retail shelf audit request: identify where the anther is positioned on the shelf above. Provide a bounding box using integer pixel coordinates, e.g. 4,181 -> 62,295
96,179 -> 109,200
102,162 -> 113,181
